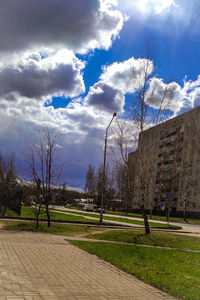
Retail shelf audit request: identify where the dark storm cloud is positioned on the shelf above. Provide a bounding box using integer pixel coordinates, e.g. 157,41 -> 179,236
0,55 -> 85,99
0,0 -> 123,53
85,82 -> 124,113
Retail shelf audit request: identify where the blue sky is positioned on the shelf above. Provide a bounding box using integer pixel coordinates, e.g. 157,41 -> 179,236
0,0 -> 200,187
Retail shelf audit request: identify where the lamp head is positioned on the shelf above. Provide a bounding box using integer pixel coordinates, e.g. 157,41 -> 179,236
113,112 -> 117,118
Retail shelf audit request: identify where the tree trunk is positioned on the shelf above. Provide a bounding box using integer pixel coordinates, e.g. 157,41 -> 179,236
183,198 -> 187,223
166,200 -> 170,223
1,206 -> 7,217
35,205 -> 41,229
46,204 -> 51,227
36,215 -> 39,229
141,207 -> 150,234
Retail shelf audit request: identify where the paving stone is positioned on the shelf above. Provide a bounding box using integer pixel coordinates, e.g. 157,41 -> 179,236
0,230 -> 176,299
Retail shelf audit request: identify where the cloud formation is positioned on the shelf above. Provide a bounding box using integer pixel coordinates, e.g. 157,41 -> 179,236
0,0 -> 123,55
85,81 -> 124,113
100,57 -> 153,94
117,0 -> 175,15
0,96 -> 110,186
145,78 -> 184,112
90,56 -> 200,117
1,0 -> 200,188
0,50 -> 85,101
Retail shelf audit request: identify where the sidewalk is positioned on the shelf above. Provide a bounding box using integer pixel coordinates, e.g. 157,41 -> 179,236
0,230 -> 176,300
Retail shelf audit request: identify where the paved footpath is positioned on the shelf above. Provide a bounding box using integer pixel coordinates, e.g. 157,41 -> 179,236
0,230 -> 176,300
52,206 -> 200,237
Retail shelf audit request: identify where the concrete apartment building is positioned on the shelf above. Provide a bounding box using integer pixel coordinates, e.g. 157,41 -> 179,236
128,106 -> 200,216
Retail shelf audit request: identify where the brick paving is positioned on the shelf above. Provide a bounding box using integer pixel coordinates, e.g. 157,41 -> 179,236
0,230 -> 176,300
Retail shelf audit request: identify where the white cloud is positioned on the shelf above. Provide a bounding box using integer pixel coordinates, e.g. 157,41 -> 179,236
100,57 -> 154,94
117,0 -> 176,15
145,77 -> 185,112
93,56 -> 200,117
0,96 -> 114,186
145,75 -> 200,116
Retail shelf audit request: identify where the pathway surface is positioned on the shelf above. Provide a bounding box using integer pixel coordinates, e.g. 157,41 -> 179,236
0,230 -> 176,300
53,206 -> 200,236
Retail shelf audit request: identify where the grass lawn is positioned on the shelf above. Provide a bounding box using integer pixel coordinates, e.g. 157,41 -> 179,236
21,206 -> 99,223
57,207 -> 200,224
52,209 -> 178,228
0,220 -> 104,236
105,209 -> 200,224
51,208 -> 102,221
70,240 -> 200,300
5,209 -> 18,217
103,215 -> 177,228
85,229 -> 200,250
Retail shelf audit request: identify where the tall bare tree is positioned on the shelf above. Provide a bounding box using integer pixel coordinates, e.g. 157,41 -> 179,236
112,49 -> 176,234
26,127 -> 62,228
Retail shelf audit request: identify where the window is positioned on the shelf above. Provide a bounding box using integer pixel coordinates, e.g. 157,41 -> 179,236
186,191 -> 190,197
166,131 -> 177,138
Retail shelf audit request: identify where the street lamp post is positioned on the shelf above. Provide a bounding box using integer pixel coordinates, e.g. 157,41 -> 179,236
99,112 -> 117,224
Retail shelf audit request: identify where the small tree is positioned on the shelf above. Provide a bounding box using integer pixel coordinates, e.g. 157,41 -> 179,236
85,164 -> 96,198
115,163 -> 131,213
0,153 -> 20,216
96,165 -> 114,208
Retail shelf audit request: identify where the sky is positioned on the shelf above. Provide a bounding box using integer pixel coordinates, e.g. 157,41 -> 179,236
1,0 -> 200,188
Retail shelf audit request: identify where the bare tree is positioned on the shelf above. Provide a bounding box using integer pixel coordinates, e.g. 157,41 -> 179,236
26,127 -> 62,228
112,49 -> 176,234
127,48 -> 174,131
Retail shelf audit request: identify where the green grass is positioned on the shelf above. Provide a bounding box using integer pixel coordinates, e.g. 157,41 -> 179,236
1,220 -> 104,236
105,209 -> 142,217
21,206 -> 99,223
86,229 -> 200,250
53,206 -> 200,224
105,209 -> 200,224
70,241 -> 200,300
4,208 -> 18,217
69,206 -> 82,210
103,215 -> 176,228
52,209 -> 178,228
52,208 -> 100,219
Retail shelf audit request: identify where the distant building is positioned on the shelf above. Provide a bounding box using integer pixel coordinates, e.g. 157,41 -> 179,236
128,106 -> 200,217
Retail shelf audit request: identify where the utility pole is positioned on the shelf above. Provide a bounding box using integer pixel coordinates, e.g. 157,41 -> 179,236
99,112 -> 117,224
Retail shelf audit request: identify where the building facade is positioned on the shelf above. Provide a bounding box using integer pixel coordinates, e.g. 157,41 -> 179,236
128,106 -> 200,216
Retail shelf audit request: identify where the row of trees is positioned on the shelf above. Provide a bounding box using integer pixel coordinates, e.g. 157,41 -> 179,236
85,162 -> 132,212
85,164 -> 116,207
